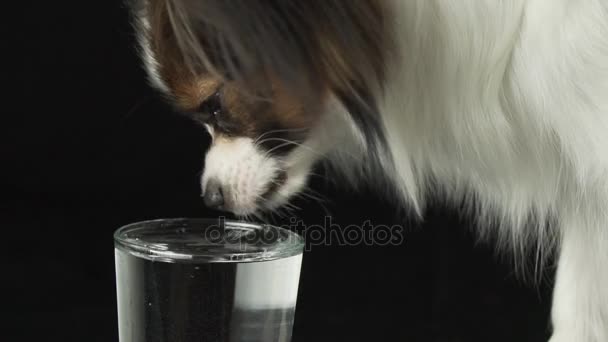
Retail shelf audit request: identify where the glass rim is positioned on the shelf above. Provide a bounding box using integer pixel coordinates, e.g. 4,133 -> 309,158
114,217 -> 305,263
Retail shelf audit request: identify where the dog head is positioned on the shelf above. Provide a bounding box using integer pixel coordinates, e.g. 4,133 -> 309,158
131,0 -> 392,217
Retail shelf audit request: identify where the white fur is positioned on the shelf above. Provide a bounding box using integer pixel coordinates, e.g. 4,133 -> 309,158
201,136 -> 281,217
233,254 -> 302,309
135,6 -> 171,93
353,1 -> 607,340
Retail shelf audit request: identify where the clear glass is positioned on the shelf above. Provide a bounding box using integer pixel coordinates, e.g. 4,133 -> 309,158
114,218 -> 305,342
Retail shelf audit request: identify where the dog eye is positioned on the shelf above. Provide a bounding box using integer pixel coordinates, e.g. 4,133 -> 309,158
199,91 -> 223,119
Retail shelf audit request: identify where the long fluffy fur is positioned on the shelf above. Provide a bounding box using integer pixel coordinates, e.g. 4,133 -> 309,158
130,1 -> 608,341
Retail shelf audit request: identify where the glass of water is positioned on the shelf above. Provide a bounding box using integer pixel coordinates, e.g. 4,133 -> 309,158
114,218 -> 304,342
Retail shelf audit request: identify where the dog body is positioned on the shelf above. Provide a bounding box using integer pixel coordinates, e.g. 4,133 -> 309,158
132,1 -> 608,340
382,3 -> 608,340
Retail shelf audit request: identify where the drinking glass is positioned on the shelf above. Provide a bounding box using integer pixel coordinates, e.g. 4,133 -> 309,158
114,218 -> 304,342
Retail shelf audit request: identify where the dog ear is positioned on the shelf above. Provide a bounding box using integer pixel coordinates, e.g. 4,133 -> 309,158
143,0 -> 390,106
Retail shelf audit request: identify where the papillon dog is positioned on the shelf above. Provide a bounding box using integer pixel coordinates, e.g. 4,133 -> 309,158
129,1 -> 607,340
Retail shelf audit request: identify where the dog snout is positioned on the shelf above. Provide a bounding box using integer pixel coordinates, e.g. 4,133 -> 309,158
203,178 -> 225,210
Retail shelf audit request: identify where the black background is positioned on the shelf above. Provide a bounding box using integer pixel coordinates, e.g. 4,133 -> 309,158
5,1 -> 555,341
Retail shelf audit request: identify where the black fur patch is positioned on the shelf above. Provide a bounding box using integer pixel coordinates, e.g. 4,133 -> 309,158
335,85 -> 390,168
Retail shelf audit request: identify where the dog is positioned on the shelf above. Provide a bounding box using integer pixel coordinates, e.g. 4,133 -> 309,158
129,1 -> 607,340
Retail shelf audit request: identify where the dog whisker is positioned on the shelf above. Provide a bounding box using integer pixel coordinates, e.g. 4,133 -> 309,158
253,127 -> 310,144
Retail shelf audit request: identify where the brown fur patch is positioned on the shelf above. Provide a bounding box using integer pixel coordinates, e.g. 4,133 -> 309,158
212,75 -> 325,141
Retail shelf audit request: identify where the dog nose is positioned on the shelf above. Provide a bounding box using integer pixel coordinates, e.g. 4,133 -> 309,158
203,179 -> 224,209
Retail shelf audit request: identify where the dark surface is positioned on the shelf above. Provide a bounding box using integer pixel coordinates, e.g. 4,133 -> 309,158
5,1 -> 554,341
